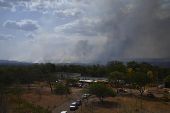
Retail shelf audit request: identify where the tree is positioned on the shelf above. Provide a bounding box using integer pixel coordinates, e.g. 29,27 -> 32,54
106,61 -> 116,75
164,75 -> 170,83
136,68 -> 140,72
147,71 -> 153,78
97,67 -> 106,77
125,68 -> 134,94
54,83 -> 65,100
139,62 -> 152,73
153,71 -> 158,80
106,61 -> 126,74
107,71 -> 125,93
9,79 -> 25,100
65,78 -> 78,97
114,62 -> 126,73
45,74 -> 59,92
0,82 -> 9,113
130,72 -> 153,96
87,83 -> 117,102
127,61 -> 139,71
126,68 -> 134,77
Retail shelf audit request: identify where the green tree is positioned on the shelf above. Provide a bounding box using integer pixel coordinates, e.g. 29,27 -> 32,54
127,61 -> 139,71
130,72 -> 153,96
106,61 -> 126,74
87,83 -> 117,102
139,62 -> 152,73
45,74 -> 59,92
106,61 -> 116,75
65,78 -> 78,97
107,71 -> 125,93
54,83 -> 65,100
164,75 -> 170,83
114,63 -> 126,73
97,67 -> 106,77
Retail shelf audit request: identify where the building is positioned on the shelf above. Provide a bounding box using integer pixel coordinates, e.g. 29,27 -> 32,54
55,72 -> 81,79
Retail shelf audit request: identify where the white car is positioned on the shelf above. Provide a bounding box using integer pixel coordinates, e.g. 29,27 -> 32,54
70,102 -> 78,110
82,94 -> 91,99
123,89 -> 127,93
82,94 -> 88,99
61,111 -> 67,113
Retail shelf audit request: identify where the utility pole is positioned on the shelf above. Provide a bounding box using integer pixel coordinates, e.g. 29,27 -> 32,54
157,75 -> 158,91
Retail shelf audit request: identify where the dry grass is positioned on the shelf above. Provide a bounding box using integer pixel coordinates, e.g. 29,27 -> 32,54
7,83 -> 170,113
76,93 -> 170,113
7,82 -> 74,113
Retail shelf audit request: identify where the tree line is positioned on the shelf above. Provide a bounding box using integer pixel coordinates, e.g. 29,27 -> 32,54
1,61 -> 170,86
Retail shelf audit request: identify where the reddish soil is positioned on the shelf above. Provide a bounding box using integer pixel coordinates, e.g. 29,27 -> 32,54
7,82 -> 74,113
7,83 -> 170,113
75,86 -> 170,113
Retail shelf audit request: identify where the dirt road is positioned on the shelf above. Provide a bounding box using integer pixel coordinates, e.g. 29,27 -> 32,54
52,88 -> 84,113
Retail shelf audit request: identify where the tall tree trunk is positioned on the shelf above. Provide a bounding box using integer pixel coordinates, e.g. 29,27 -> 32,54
51,87 -> 52,92
28,84 -> 30,90
117,84 -> 119,93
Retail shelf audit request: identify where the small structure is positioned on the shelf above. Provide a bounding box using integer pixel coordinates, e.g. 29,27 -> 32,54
55,72 -> 81,79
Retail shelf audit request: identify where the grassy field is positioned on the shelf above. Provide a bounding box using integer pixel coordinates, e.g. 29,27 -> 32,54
6,82 -> 170,113
76,94 -> 170,113
7,82 -> 74,113
75,86 -> 170,113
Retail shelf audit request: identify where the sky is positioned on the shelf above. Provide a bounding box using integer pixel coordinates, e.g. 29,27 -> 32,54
0,0 -> 170,63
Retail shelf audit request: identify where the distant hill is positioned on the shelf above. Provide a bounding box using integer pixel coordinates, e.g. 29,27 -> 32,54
121,58 -> 170,68
143,62 -> 170,68
0,58 -> 170,68
0,60 -> 33,66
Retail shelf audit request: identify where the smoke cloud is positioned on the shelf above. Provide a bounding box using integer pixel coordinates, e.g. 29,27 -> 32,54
7,0 -> 170,64
68,0 -> 170,63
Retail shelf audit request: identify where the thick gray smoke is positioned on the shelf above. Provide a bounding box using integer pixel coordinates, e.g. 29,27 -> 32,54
10,0 -> 170,64
77,0 -> 170,63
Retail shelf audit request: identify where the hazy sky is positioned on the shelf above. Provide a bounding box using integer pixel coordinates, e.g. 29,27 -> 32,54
0,0 -> 170,63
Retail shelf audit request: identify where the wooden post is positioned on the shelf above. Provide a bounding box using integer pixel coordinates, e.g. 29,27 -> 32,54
141,96 -> 142,109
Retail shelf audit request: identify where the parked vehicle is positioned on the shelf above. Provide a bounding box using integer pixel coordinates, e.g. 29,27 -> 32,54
147,93 -> 155,98
82,94 -> 91,99
82,94 -> 87,99
76,100 -> 82,106
70,102 -> 78,110
123,89 -> 127,93
158,85 -> 163,89
61,111 -> 67,113
118,88 -> 127,93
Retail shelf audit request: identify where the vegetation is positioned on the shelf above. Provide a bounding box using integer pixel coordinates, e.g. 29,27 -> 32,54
0,60 -> 170,112
13,102 -> 52,113
164,75 -> 170,83
87,82 -> 117,102
130,72 -> 153,96
107,71 -> 125,93
54,83 -> 65,100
